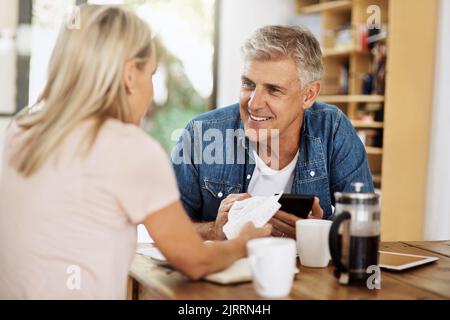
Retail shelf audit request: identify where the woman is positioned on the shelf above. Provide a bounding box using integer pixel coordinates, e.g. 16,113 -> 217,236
0,5 -> 271,299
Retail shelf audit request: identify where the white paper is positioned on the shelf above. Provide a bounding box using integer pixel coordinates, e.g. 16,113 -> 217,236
137,224 -> 154,243
136,247 -> 165,261
204,258 -> 252,284
223,193 -> 282,240
204,258 -> 300,285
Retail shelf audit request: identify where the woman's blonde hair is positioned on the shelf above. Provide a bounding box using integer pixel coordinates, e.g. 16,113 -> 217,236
11,4 -> 153,177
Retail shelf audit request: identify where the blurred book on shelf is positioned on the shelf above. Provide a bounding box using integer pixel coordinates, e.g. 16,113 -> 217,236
356,129 -> 383,148
339,61 -> 349,94
323,23 -> 383,53
334,25 -> 353,51
356,24 -> 368,51
372,42 -> 387,95
367,24 -> 388,49
355,103 -> 384,122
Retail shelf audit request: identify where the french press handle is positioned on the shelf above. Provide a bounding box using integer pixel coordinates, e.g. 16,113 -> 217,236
328,211 -> 351,273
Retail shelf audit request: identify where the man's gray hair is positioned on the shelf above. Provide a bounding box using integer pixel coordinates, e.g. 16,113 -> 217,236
242,25 -> 323,88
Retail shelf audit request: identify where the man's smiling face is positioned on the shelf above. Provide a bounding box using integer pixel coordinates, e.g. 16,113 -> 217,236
239,57 -> 306,144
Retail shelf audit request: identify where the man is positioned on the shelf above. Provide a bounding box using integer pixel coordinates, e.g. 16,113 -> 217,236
172,25 -> 373,240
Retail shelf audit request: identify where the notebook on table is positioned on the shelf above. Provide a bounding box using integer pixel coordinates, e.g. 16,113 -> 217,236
136,247 -> 299,285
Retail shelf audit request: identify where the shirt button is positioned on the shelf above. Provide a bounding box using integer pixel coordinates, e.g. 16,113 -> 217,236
247,174 -> 251,180
310,171 -> 316,177
218,192 -> 223,198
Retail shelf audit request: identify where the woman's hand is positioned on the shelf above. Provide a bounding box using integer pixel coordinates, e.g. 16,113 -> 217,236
237,222 -> 272,242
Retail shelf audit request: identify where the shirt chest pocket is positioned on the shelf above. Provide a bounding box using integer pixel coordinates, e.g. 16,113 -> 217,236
296,161 -> 328,184
201,178 -> 242,200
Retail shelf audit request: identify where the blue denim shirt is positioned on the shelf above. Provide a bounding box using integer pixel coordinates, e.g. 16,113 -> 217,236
171,102 -> 374,220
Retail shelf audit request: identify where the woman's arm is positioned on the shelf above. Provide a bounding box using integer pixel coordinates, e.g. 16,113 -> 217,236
141,200 -> 271,280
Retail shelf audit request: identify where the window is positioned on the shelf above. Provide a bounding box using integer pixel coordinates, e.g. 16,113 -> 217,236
28,0 -> 216,153
126,0 -> 216,152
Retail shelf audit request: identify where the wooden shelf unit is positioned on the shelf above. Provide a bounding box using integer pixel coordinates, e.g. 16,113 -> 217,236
297,0 -> 388,190
298,0 -> 352,14
319,94 -> 384,103
322,47 -> 371,58
296,0 -> 439,242
366,146 -> 383,155
351,120 -> 384,129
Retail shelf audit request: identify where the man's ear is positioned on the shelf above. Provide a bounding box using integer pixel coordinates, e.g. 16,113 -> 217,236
302,81 -> 321,109
123,60 -> 136,95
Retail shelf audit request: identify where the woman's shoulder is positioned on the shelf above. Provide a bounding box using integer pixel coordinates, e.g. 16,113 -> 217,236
98,119 -> 172,185
102,119 -> 158,146
99,118 -> 165,160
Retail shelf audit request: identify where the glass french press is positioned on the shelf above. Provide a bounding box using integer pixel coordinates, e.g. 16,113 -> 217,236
328,182 -> 381,285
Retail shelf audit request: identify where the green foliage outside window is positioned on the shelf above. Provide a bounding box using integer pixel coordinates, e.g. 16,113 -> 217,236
126,0 -> 215,154
142,37 -> 209,153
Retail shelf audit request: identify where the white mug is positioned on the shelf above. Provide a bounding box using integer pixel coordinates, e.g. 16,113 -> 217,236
296,219 -> 332,268
247,237 -> 297,298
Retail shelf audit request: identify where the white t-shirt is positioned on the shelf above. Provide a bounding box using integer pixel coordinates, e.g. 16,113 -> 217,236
0,119 -> 179,299
247,150 -> 299,196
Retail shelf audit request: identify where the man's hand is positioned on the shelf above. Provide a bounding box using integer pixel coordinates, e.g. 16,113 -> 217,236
308,197 -> 324,220
268,210 -> 298,239
269,197 -> 324,239
214,193 -> 251,240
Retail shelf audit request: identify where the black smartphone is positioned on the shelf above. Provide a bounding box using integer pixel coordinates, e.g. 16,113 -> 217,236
278,194 -> 315,219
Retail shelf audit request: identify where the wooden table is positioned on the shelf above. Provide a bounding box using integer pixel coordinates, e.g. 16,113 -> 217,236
128,241 -> 450,300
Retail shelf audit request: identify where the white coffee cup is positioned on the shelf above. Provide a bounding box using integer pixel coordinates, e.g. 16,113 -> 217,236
247,237 -> 297,298
296,219 -> 332,268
